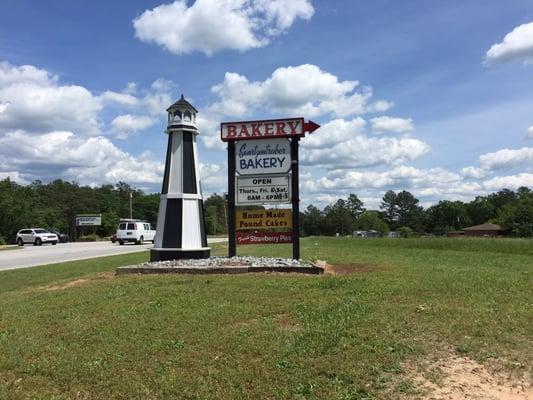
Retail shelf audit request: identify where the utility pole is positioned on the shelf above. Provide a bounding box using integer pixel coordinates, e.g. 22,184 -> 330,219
129,191 -> 133,219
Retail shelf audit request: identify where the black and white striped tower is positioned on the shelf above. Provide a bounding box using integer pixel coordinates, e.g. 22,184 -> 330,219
150,95 -> 210,261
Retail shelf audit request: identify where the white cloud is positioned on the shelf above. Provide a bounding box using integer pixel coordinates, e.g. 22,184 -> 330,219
198,64 -> 394,150
299,164 -> 487,210
0,62 -> 186,189
133,0 -> 314,55
483,173 -> 533,191
485,22 -> 533,65
209,64 -> 392,119
300,118 -> 430,169
528,125 -> 533,139
99,91 -> 139,106
197,112 -> 223,150
124,82 -> 138,95
0,171 -> 28,184
0,62 -> 102,135
479,147 -> 533,170
460,166 -> 487,179
110,114 -> 157,139
199,162 -> 226,194
142,79 -> 174,116
0,130 -> 163,186
370,116 -> 414,134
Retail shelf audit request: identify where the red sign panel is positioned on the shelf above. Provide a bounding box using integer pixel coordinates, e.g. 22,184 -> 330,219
221,118 -> 305,141
236,231 -> 293,245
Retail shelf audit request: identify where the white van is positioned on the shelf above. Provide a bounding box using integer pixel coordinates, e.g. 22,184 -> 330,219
116,220 -> 156,245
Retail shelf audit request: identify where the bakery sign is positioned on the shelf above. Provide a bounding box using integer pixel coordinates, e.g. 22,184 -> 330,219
236,138 -> 291,175
223,116 -> 320,259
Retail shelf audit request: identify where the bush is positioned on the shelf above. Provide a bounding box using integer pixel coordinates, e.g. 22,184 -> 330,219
0,235 -> 6,245
77,234 -> 98,242
398,226 -> 415,238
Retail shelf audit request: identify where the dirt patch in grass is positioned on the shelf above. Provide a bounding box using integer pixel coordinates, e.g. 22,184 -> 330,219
403,351 -> 532,399
232,318 -> 259,329
276,313 -> 300,332
232,314 -> 300,332
325,263 -> 381,275
41,272 -> 115,291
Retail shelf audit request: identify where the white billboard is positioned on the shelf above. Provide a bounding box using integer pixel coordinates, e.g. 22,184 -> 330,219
235,138 -> 291,176
75,215 -> 102,226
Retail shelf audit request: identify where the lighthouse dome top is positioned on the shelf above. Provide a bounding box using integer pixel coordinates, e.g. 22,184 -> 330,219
167,94 -> 198,128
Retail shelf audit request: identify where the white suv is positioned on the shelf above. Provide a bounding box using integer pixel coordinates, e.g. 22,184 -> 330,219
16,228 -> 58,246
116,220 -> 156,245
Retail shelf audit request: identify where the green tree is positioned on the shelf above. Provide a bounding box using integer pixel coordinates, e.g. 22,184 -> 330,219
302,205 -> 324,236
498,196 -> 533,237
204,193 -> 227,234
323,199 -> 353,235
100,210 -> 120,236
0,179 -> 40,242
395,191 -> 424,231
205,205 -> 218,235
380,190 -> 398,228
347,193 -> 366,220
426,200 -> 470,234
380,190 -> 424,231
354,211 -> 389,234
466,196 -> 495,226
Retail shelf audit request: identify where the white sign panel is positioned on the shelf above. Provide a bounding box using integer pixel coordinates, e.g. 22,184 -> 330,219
236,175 -> 291,205
76,215 -> 102,226
236,138 -> 291,176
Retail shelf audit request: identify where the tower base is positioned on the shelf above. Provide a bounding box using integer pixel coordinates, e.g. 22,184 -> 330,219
150,247 -> 211,261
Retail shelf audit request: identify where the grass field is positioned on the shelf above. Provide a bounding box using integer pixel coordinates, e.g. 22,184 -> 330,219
0,237 -> 531,399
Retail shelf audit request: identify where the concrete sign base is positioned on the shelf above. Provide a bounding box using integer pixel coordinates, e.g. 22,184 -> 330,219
150,247 -> 211,261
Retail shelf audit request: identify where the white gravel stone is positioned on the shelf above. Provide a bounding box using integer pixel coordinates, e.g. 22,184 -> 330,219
139,256 -> 315,269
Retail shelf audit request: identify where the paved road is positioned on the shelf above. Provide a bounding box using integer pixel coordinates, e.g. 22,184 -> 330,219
0,238 -> 227,272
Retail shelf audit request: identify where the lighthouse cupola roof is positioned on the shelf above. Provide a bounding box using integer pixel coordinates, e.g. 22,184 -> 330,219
166,94 -> 198,128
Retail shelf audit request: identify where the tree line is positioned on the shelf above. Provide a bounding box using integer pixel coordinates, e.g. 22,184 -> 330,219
0,178 -> 159,244
300,188 -> 533,237
0,177 -> 531,244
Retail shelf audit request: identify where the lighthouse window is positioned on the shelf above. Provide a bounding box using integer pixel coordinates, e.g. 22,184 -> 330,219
184,110 -> 191,121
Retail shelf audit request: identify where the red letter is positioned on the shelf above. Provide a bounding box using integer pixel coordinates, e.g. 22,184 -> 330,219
251,123 -> 262,136
264,122 -> 274,136
287,120 -> 300,134
239,124 -> 250,137
275,122 -> 286,135
226,125 -> 237,138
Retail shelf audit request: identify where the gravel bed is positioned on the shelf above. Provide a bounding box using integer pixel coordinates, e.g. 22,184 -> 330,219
139,256 -> 315,269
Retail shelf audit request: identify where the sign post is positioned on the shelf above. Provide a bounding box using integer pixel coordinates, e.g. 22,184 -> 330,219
228,141 -> 237,257
291,137 -> 300,260
221,117 -> 319,260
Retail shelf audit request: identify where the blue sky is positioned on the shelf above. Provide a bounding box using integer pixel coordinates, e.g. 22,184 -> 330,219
1,0 -> 533,208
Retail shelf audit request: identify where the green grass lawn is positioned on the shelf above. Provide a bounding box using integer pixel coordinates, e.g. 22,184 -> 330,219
0,237 -> 531,399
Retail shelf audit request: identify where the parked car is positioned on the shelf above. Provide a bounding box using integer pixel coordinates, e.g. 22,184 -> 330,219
115,220 -> 156,245
16,228 -> 58,246
50,230 -> 69,243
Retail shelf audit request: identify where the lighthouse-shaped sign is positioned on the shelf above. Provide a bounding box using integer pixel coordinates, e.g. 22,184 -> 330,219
151,96 -> 210,261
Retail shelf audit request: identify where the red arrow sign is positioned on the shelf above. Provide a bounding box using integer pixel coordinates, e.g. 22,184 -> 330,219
221,118 -> 320,141
304,120 -> 320,134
